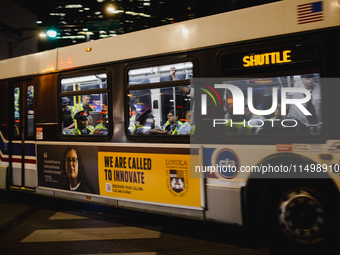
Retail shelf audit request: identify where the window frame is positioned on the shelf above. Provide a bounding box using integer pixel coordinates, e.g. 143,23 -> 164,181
58,68 -> 111,141
125,56 -> 196,143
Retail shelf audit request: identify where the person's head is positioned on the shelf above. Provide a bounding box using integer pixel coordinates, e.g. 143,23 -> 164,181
301,74 -> 315,90
74,111 -> 89,130
63,146 -> 94,193
100,109 -> 108,123
167,109 -> 178,124
137,108 -> 155,128
61,97 -> 70,111
64,147 -> 79,183
82,95 -> 91,106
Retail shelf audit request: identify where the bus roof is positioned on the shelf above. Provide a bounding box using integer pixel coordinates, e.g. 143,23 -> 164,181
0,0 -> 339,80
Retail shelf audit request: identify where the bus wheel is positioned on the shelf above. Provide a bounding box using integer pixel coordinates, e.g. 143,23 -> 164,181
263,182 -> 336,247
276,187 -> 327,244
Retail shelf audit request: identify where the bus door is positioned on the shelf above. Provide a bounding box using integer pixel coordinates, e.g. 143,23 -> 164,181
9,80 -> 35,191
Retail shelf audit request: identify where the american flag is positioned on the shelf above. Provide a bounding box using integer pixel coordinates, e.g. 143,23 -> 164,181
297,1 -> 324,25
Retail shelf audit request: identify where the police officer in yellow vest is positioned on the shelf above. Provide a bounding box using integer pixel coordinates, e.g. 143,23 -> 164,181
65,95 -> 95,130
134,108 -> 169,135
65,111 -> 93,135
94,109 -> 109,135
163,109 -> 183,135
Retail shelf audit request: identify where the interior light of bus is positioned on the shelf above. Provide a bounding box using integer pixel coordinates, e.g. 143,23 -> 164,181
243,50 -> 291,67
86,47 -> 92,52
96,74 -> 107,79
127,94 -> 132,97
129,62 -> 193,76
129,67 -> 153,76
158,62 -> 193,72
61,74 -> 106,85
319,154 -> 332,160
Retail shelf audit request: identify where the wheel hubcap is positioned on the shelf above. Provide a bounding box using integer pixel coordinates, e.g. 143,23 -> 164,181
277,189 -> 326,244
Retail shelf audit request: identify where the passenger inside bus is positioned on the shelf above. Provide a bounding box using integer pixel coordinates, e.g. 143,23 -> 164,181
163,109 -> 183,135
286,74 -> 322,133
93,109 -> 108,135
244,103 -> 265,126
128,62 -> 192,85
128,104 -> 137,134
170,67 -> 178,81
65,95 -> 94,130
61,97 -> 73,129
14,87 -> 20,136
134,108 -> 170,135
27,85 -> 34,115
87,115 -> 95,132
222,74 -> 322,135
64,111 -> 93,135
178,110 -> 192,135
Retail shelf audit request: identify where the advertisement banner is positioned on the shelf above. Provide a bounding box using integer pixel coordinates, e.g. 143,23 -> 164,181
37,145 -> 100,194
98,151 -> 201,207
37,145 -> 201,208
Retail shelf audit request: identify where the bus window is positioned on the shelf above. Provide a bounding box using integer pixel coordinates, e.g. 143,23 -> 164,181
128,62 -> 193,85
27,85 -> 34,137
128,86 -> 191,135
60,73 -> 109,136
128,62 -> 193,136
221,73 -> 322,135
14,87 -> 20,137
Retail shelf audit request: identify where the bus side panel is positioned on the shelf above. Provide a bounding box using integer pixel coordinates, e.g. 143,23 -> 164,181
35,74 -> 59,141
36,144 -> 203,213
204,184 -> 243,225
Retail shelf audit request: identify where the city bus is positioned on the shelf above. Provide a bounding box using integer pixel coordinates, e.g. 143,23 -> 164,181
0,0 -> 340,247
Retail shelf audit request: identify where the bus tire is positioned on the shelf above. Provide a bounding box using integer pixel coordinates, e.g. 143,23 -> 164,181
261,179 -> 338,248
